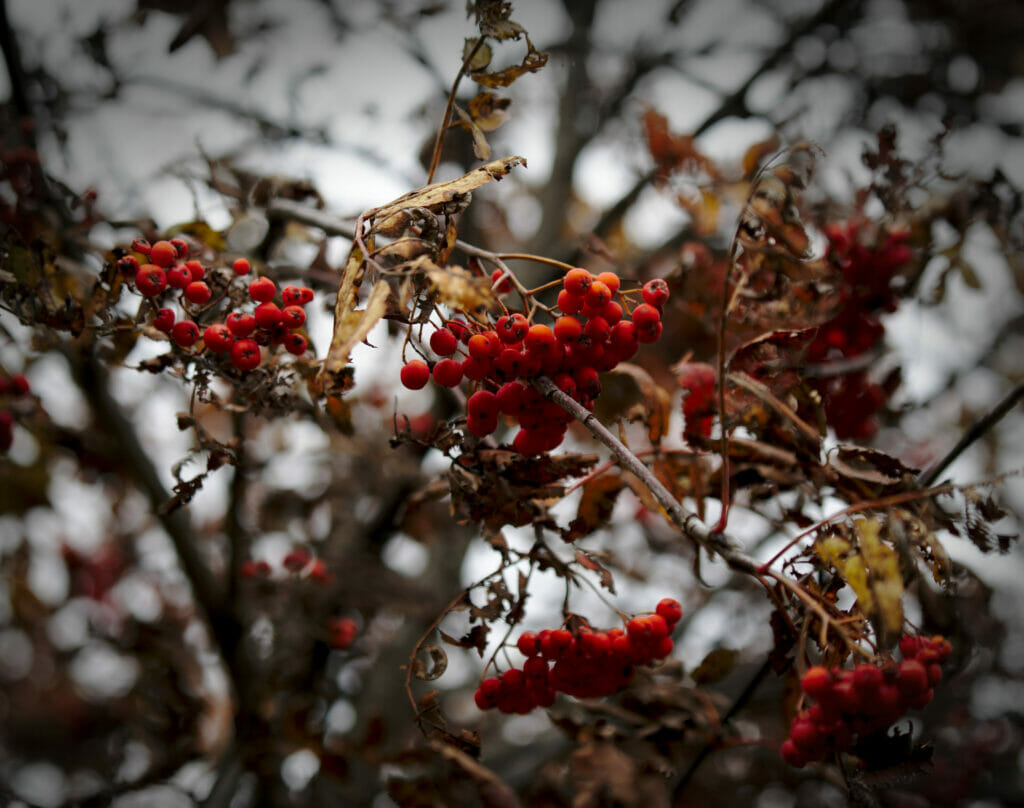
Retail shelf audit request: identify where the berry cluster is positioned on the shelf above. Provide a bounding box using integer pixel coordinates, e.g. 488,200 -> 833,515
781,634 -> 952,768
400,269 -> 670,454
118,239 -> 314,372
0,373 -> 31,453
807,225 -> 912,439
473,598 -> 682,714
240,547 -> 332,585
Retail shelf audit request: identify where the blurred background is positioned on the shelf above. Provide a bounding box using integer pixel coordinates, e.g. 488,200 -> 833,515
1,0 -> 1024,806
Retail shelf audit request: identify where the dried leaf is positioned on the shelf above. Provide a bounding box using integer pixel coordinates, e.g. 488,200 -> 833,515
453,104 -> 492,161
426,263 -> 497,314
319,278 -> 390,396
742,135 -> 781,179
413,643 -> 448,681
574,550 -> 616,594
467,91 -> 511,131
471,36 -> 548,88
690,648 -> 738,685
563,472 -> 624,542
595,363 -> 672,444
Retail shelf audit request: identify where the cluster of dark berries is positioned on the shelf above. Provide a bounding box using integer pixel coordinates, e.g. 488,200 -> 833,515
400,268 -> 670,454
0,373 -> 31,453
240,547 -> 332,584
119,239 -> 313,372
781,634 -> 952,768
808,224 -> 912,439
474,598 -> 682,714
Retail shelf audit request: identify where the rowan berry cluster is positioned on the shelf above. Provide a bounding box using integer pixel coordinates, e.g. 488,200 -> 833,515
240,547 -> 332,584
0,373 -> 31,453
474,598 -> 682,714
807,224 -> 912,439
675,361 -> 716,441
118,239 -> 314,373
400,268 -> 670,454
781,634 -> 952,768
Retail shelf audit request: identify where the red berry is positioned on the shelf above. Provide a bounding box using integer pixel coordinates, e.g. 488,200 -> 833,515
153,308 -> 175,333
468,390 -> 499,420
327,616 -> 358,649
130,237 -> 151,255
553,315 -> 582,343
226,311 -> 256,338
563,268 -> 593,297
135,265 -> 167,297
284,333 -> 307,355
517,632 -> 539,657
432,358 -> 463,387
781,739 -> 807,768
248,277 -> 277,303
557,288 -> 582,315
117,255 -> 139,276
642,278 -> 670,307
655,598 -> 682,625
167,265 -> 193,289
897,659 -> 929,696
496,313 -> 529,344
584,280 -> 612,309
184,259 -> 205,281
254,302 -> 282,329
430,328 -> 458,356
170,238 -> 189,258
298,286 -> 314,305
631,303 -> 661,329
233,258 -> 251,276
281,285 -> 303,306
468,331 -> 501,359
171,320 -> 200,348
203,324 -> 234,353
800,666 -> 832,699
491,269 -> 512,294
281,305 -> 306,329
596,271 -> 621,295
184,281 -> 212,305
230,339 -> 261,371
149,240 -> 177,268
400,359 -> 431,390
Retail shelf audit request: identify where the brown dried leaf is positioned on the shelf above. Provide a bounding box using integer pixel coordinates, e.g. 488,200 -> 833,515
563,472 -> 624,542
318,277 -> 390,396
574,550 -> 616,594
690,648 -> 738,685
467,91 -> 511,131
412,643 -> 448,681
596,362 -> 672,444
742,135 -> 781,179
453,104 -> 492,161
426,263 -> 497,315
471,36 -> 547,88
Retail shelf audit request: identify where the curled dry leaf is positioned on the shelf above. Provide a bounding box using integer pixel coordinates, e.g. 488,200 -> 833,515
413,642 -> 449,681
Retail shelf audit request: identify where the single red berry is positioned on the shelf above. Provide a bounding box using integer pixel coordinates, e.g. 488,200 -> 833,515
400,360 -> 431,390
226,311 -> 256,338
169,238 -> 189,258
281,285 -> 303,306
524,324 -> 556,353
563,267 -> 593,296
446,320 -> 471,343
171,320 -> 200,348
283,548 -> 311,572
467,414 -> 498,438
781,739 -> 807,768
135,265 -> 167,297
491,269 -> 512,294
468,331 -> 501,359
642,278 -> 670,307
233,257 -> 251,276
430,327 -> 458,356
281,305 -> 306,329
583,316 -> 610,343
496,313 -> 529,344
9,375 -> 29,396
184,259 -> 205,281
553,315 -> 582,343
149,240 -> 177,268
284,333 -> 307,355
800,666 -> 832,699
254,302 -> 282,329
167,265 -> 193,289
557,288 -> 582,315
636,320 -> 663,344
517,632 -> 540,657
897,659 -> 929,696
327,616 -> 358,650
152,308 -> 175,332
432,358 -> 463,387
631,303 -> 661,329
230,339 -> 261,371
130,237 -> 151,255
584,280 -> 612,309
248,277 -> 277,303
596,271 -> 621,295
203,324 -> 234,353
184,281 -> 212,305
655,598 -> 682,625
298,286 -> 314,305
468,390 -> 499,420
117,255 -> 139,276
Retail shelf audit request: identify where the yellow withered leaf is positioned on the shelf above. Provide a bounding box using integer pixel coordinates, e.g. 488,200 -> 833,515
426,263 -> 496,315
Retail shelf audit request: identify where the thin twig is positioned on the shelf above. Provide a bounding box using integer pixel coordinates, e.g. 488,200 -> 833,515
426,36 -> 485,185
919,378 -> 1024,486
